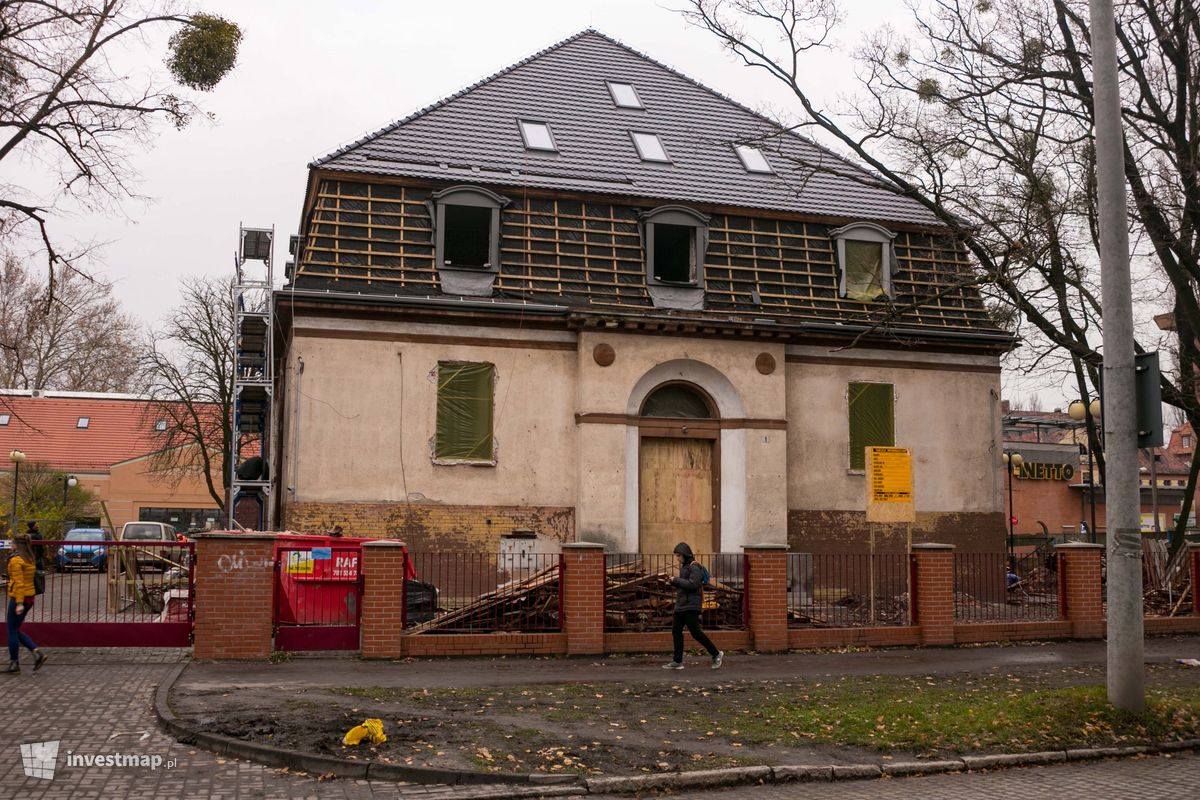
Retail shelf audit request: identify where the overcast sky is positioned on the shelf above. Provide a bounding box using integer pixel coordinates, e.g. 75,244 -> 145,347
27,0 -> 1075,406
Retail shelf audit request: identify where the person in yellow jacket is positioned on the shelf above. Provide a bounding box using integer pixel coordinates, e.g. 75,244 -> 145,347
6,534 -> 46,674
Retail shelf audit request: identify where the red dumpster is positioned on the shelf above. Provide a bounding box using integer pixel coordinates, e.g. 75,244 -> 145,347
274,535 -> 368,626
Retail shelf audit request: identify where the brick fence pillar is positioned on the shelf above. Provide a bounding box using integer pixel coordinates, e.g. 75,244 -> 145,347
360,540 -> 408,659
1055,542 -> 1105,638
743,545 -> 789,652
912,543 -> 955,645
193,532 -> 276,660
1190,544 -> 1200,617
562,543 -> 605,655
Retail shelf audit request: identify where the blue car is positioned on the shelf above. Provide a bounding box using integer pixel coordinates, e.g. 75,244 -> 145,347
55,528 -> 110,572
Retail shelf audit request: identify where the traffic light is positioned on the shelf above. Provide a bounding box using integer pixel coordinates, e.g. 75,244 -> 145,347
1010,515 -> 1017,526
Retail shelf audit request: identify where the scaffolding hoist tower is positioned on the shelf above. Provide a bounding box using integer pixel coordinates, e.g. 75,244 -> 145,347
229,225 -> 275,530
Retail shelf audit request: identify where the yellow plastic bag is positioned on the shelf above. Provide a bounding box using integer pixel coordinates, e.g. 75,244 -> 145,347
342,718 -> 387,746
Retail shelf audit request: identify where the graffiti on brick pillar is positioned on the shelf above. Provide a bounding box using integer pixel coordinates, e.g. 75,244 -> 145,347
217,550 -> 272,573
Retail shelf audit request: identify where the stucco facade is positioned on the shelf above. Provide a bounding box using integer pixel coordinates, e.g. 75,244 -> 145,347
277,315 -> 1005,552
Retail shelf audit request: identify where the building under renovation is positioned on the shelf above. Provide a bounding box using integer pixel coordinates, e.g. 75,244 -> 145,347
269,30 -> 1012,554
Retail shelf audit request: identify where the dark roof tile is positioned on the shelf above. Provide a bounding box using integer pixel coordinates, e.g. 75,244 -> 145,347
316,30 -> 939,226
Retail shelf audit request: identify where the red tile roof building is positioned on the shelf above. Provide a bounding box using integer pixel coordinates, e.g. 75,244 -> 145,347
1,390 -> 222,532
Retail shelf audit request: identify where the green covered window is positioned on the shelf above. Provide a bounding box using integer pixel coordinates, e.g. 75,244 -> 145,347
848,382 -> 895,470
843,241 -> 885,300
435,362 -> 495,462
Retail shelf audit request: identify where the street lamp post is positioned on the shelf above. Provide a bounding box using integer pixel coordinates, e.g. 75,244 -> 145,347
9,449 -> 26,535
1068,399 -> 1102,544
63,474 -> 77,506
1002,451 -> 1023,555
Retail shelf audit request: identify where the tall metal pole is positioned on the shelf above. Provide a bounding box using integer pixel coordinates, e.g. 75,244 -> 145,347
1007,465 -> 1015,555
1148,449 -> 1160,536
1090,0 -> 1144,711
9,459 -> 19,535
1088,442 -> 1097,543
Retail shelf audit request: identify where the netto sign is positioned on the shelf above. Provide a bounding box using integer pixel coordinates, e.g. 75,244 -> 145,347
1016,462 -> 1075,481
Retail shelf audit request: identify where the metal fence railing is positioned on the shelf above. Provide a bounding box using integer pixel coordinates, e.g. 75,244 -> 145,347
404,552 -> 562,633
786,553 -> 910,627
954,552 -> 1061,622
603,553 -> 746,632
6,541 -> 193,627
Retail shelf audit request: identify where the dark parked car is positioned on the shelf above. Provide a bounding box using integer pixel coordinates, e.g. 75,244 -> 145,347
55,528 -> 110,572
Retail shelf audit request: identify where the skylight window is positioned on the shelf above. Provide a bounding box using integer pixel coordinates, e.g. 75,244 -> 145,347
0,414 -> 9,426
518,119 -> 557,152
734,144 -> 773,173
630,131 -> 670,163
607,81 -> 643,109
77,417 -> 90,429
154,420 -> 167,432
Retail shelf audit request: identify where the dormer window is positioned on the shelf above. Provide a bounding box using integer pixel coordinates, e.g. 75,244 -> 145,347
607,81 -> 643,109
640,206 -> 709,311
641,206 -> 709,286
517,119 -> 557,152
830,222 -> 898,301
428,185 -> 510,297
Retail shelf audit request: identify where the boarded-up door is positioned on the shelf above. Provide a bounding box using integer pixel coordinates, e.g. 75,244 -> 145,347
639,437 -> 715,554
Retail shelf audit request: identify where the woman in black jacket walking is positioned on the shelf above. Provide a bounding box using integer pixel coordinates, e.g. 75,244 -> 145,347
663,542 -> 723,670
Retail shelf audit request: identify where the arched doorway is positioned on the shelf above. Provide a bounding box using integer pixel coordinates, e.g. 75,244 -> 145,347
638,382 -> 720,554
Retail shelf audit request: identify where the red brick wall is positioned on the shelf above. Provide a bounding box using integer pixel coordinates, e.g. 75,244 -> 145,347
360,541 -> 408,659
1008,475 -> 1092,538
282,501 -> 574,547
1057,543 -> 1104,637
913,545 -> 955,645
193,534 -> 276,660
745,546 -> 788,652
404,633 -> 567,657
1144,617 -> 1200,635
605,631 -> 752,654
788,626 -> 921,649
952,621 -> 1072,643
562,544 -> 604,655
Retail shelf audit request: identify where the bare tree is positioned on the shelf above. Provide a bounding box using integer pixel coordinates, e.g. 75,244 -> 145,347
141,275 -> 234,511
0,254 -> 139,390
683,0 -> 1200,549
0,2 -> 242,297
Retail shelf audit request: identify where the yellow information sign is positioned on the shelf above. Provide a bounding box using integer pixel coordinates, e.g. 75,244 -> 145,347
866,446 -> 915,523
868,447 -> 912,503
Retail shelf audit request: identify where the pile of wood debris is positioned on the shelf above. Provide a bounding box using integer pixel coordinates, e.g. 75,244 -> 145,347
603,559 -> 744,631
407,558 -> 748,634
1143,539 -> 1194,617
406,563 -> 562,634
788,593 -> 909,627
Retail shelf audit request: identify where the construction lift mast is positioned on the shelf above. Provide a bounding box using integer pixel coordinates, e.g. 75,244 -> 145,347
229,225 -> 276,530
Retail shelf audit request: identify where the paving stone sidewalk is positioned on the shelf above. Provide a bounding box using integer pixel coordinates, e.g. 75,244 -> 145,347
2,649 -> 562,800
6,643 -> 1200,800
